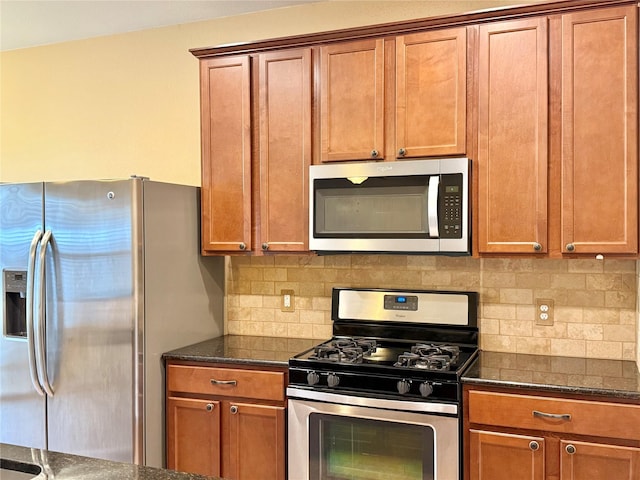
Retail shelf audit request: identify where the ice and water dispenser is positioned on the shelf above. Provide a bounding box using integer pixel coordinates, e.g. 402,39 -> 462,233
3,269 -> 27,338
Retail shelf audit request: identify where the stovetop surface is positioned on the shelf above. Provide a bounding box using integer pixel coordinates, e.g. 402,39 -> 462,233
290,336 -> 478,379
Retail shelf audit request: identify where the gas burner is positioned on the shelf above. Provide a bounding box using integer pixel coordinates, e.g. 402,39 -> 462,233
332,338 -> 378,355
310,345 -> 364,363
411,344 -> 460,365
394,352 -> 452,371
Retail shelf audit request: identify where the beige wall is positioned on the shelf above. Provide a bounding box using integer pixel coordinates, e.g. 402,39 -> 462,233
227,256 -> 638,361
1,0 -> 545,184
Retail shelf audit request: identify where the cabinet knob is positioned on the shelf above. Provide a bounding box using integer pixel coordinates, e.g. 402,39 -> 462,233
533,242 -> 542,251
398,148 -> 406,157
565,243 -> 575,252
206,403 -> 214,411
565,444 -> 576,455
239,242 -> 246,251
371,150 -> 379,158
262,243 -> 269,251
529,441 -> 540,451
230,405 -> 238,414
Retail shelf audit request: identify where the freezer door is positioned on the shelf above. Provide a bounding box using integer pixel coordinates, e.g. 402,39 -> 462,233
0,183 -> 47,449
43,180 -> 135,462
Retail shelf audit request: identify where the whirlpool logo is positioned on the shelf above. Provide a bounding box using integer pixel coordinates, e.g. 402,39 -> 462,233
376,165 -> 393,173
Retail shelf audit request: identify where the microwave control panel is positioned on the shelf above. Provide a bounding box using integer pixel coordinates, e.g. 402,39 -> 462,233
439,174 -> 463,238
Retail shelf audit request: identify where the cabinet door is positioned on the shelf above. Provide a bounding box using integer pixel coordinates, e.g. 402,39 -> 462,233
560,6 -> 638,254
477,18 -> 548,254
200,56 -> 252,253
470,430 -> 545,480
560,440 -> 640,480
396,28 -> 466,158
166,397 -> 221,477
258,49 -> 311,252
225,402 -> 285,480
320,39 -> 384,162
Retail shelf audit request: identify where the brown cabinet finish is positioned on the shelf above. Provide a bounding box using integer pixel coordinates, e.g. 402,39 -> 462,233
469,430 -> 545,480
559,440 -> 640,479
476,17 -> 549,254
465,386 -> 640,480
226,402 -> 286,480
320,39 -> 385,162
166,397 -> 221,477
200,56 -> 252,253
166,362 -> 286,480
396,28 -> 467,158
258,49 -> 311,252
559,6 -> 638,255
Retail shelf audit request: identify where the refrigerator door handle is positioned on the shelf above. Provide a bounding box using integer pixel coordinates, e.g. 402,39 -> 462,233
36,229 -> 55,397
27,229 -> 45,396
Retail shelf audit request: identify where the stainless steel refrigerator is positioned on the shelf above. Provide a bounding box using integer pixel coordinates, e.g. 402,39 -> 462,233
0,178 -> 224,468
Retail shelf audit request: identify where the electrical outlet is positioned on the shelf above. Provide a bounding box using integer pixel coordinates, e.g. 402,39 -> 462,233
281,289 -> 295,312
535,299 -> 554,326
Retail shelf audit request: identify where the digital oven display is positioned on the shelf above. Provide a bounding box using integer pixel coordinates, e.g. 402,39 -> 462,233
383,295 -> 418,311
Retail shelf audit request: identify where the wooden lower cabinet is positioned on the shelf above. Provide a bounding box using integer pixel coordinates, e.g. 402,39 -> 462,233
166,362 -> 286,480
559,440 -> 640,480
465,386 -> 640,480
226,402 -> 285,480
470,430 -> 545,480
167,397 -> 221,477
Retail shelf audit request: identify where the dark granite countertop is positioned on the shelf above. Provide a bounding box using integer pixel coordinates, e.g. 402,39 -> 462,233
162,335 -> 322,367
462,351 -> 640,401
0,443 -> 224,480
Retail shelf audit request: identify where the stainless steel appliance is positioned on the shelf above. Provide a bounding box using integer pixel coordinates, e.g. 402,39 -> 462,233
288,287 -> 478,480
309,158 -> 470,254
0,178 -> 224,468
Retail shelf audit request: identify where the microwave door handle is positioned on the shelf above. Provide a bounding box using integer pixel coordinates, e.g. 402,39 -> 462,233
428,176 -> 440,237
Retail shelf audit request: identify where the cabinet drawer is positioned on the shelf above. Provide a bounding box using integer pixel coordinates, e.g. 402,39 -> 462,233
167,365 -> 285,402
468,390 -> 640,441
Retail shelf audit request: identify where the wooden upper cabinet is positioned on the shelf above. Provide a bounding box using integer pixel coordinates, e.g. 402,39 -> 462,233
200,56 -> 252,253
560,5 -> 638,255
320,39 -> 385,162
470,430 -> 545,480
258,49 -> 311,252
396,27 -> 467,158
477,18 -> 549,254
559,440 -> 640,480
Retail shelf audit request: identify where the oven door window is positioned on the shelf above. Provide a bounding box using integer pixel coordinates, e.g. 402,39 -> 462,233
309,413 -> 434,480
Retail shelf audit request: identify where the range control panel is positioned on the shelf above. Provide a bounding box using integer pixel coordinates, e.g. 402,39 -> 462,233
383,295 -> 418,311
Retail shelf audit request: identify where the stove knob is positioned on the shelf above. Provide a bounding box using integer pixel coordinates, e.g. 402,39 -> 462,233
397,379 -> 412,395
307,371 -> 320,386
419,382 -> 434,397
327,373 -> 340,388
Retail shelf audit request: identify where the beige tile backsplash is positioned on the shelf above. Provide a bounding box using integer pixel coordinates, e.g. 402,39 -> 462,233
225,256 -> 638,362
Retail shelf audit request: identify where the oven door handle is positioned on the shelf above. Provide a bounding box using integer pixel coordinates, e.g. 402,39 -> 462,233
286,387 -> 458,415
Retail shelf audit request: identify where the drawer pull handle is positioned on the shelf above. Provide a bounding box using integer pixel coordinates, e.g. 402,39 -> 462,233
566,444 -> 576,455
206,403 -> 214,411
533,410 -> 571,421
230,405 -> 238,414
529,441 -> 540,451
211,379 -> 237,386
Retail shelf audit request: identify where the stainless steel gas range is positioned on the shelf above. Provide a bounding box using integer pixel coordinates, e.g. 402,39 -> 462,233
287,287 -> 479,480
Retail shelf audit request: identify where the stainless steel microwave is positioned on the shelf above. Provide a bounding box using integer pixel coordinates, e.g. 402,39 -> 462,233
309,158 -> 470,254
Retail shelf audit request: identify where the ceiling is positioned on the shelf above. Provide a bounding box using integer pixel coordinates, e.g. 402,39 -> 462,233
0,0 -> 323,51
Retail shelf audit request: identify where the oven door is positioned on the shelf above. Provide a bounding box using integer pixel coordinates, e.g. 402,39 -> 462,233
288,388 -> 459,480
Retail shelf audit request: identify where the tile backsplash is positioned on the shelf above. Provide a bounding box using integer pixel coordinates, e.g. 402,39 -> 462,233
226,256 -> 638,362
